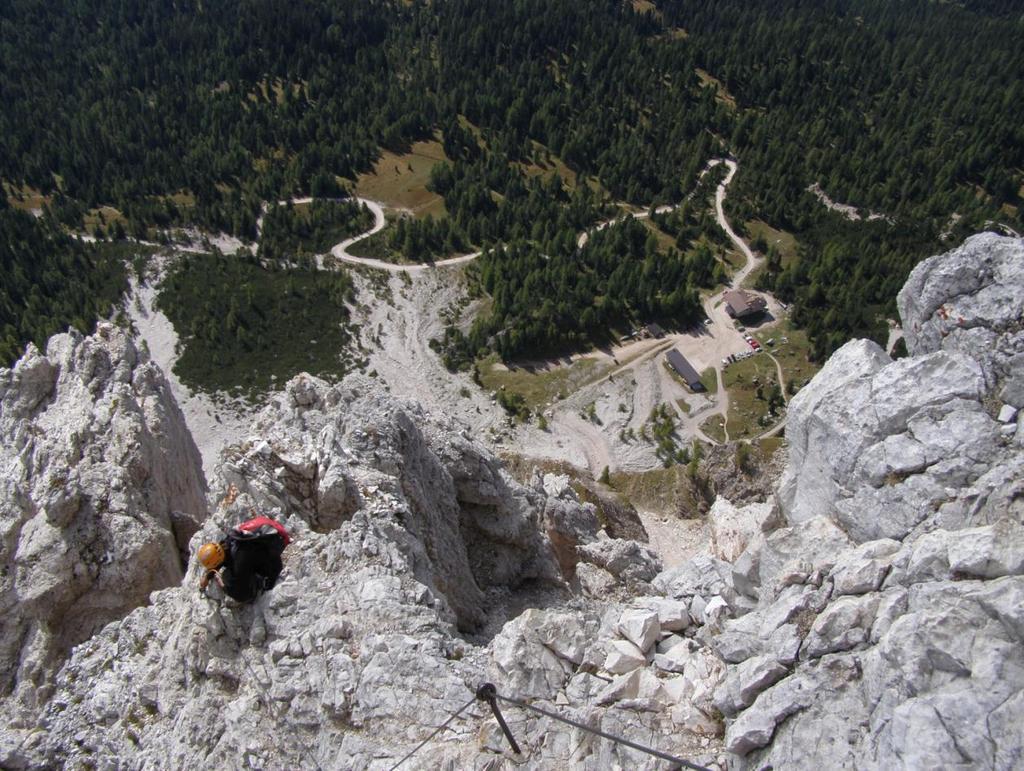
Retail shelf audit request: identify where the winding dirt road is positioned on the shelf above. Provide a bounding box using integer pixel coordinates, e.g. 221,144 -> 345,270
251,158 -> 754,279
329,198 -> 481,272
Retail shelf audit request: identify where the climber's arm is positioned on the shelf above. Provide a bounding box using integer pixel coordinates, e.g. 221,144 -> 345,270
199,569 -> 225,593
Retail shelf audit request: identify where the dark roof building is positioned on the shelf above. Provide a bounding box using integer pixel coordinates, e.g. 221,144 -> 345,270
646,322 -> 666,338
723,289 -> 768,319
665,349 -> 704,391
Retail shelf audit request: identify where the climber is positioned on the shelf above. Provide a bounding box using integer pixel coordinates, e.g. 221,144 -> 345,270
197,516 -> 291,602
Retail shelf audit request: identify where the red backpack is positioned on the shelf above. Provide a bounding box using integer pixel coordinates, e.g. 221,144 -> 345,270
236,516 -> 291,546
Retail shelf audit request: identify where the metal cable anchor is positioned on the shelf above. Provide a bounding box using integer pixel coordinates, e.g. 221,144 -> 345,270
476,682 -> 522,755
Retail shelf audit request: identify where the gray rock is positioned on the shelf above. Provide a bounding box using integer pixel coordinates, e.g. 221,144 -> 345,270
947,519 -> 1024,578
653,554 -> 734,600
777,326 -> 1017,544
714,653 -> 791,717
802,594 -> 880,659
709,497 -> 774,562
757,517 -> 852,598
617,609 -> 661,653
577,539 -> 662,584
576,562 -> 617,597
653,638 -> 695,674
638,598 -> 691,632
491,609 -> 592,699
604,639 -> 647,674
725,673 -> 813,755
0,326 -> 206,719
595,670 -> 641,705
830,539 -> 900,596
899,233 -> 1024,384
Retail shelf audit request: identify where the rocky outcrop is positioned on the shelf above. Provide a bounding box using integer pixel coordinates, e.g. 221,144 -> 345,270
0,324 -> 206,723
778,235 -> 1023,543
713,234 -> 1024,768
899,231 -> 1024,404
212,374 -> 575,632
6,371 -> 720,770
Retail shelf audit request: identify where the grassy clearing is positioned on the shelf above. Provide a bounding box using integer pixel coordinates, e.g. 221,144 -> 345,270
675,398 -> 691,414
723,247 -> 745,271
723,354 -> 784,439
700,414 -> 727,443
695,68 -> 737,109
757,435 -> 785,459
699,367 -> 718,394
755,319 -> 820,393
248,77 -> 304,105
746,220 -> 798,268
610,466 -> 685,514
354,139 -> 448,218
500,453 -> 587,485
642,218 -> 677,253
477,353 -> 608,411
83,206 -> 128,237
520,142 -> 580,190
520,140 -> 609,196
743,220 -> 798,288
719,317 -> 818,438
631,0 -> 659,15
3,182 -> 51,213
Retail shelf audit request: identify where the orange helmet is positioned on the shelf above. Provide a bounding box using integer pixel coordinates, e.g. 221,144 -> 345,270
197,542 -> 225,570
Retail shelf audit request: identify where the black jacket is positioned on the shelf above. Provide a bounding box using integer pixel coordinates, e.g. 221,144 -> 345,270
219,529 -> 286,602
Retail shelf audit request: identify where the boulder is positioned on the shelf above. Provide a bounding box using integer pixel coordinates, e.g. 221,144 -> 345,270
577,539 -> 662,583
802,594 -> 881,659
617,609 -> 661,653
709,497 -> 774,562
652,554 -> 734,600
604,639 -> 647,674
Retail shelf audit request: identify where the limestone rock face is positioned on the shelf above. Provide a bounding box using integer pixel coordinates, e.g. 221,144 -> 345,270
780,233 -> 1024,543
3,369 -> 730,771
708,498 -> 774,562
217,374 -> 566,631
0,324 -> 206,722
899,232 -> 1024,403
713,234 -> 1024,769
